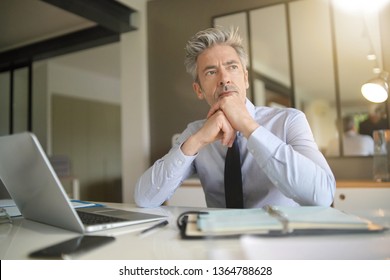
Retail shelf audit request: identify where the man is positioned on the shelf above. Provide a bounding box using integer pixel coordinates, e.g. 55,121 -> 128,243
359,104 -> 389,138
327,115 -> 374,156
135,27 -> 335,208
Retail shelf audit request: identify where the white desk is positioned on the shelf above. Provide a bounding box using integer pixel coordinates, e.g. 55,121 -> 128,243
1,203 -> 389,260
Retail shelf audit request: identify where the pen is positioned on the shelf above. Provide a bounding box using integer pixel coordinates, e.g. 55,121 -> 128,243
140,220 -> 169,235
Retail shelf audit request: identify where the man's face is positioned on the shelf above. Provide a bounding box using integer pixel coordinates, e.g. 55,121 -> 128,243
193,44 -> 249,106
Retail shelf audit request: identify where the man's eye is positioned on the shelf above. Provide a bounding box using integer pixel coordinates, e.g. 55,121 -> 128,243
206,70 -> 216,76
228,65 -> 239,70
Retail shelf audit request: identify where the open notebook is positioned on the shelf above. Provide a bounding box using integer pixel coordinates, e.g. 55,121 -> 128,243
177,206 -> 387,239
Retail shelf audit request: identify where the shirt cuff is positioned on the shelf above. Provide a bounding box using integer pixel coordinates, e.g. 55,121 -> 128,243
165,144 -> 197,178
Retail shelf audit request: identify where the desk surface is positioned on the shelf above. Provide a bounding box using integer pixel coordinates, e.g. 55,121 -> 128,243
1,203 -> 389,260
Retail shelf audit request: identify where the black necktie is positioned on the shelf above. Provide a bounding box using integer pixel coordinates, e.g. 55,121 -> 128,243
224,137 -> 243,208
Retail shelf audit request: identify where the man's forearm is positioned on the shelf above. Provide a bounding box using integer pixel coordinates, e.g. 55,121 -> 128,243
134,145 -> 196,207
181,133 -> 206,156
247,126 -> 336,206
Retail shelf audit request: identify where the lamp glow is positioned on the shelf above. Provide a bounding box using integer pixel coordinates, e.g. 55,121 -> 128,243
361,72 -> 389,103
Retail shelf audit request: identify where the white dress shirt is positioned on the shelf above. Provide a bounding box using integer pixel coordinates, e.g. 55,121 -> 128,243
135,99 -> 335,208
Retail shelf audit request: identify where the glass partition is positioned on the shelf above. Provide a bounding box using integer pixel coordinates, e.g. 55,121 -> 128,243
213,0 -> 389,157
13,67 -> 30,133
289,0 -> 337,154
250,4 -> 291,107
0,72 -> 10,136
0,65 -> 31,135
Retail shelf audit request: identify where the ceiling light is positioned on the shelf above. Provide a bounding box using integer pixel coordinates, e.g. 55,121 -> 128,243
361,71 -> 389,103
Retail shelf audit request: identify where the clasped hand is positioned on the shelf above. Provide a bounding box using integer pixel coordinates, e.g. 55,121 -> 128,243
203,95 -> 256,147
181,95 -> 259,156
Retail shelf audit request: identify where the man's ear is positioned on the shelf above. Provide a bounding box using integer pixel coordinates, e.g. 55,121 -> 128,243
193,82 -> 204,100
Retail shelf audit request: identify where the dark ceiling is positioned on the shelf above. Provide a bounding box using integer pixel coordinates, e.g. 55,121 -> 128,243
0,0 -> 137,71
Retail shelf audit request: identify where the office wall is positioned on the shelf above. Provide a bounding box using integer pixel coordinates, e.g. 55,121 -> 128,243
31,59 -> 122,201
32,63 -> 49,150
48,62 -> 121,105
28,0 -> 148,204
147,0 -> 390,181
119,0 -> 151,203
52,94 -> 121,201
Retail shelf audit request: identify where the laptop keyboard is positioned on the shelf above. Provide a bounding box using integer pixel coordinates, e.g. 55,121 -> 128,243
77,210 -> 127,225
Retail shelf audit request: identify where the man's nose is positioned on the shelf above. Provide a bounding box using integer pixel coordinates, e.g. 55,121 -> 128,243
219,70 -> 231,87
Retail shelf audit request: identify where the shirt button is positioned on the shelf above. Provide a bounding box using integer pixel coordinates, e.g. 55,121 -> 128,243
176,159 -> 183,165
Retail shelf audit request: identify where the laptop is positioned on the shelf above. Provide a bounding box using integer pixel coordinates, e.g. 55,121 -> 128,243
0,132 -> 166,233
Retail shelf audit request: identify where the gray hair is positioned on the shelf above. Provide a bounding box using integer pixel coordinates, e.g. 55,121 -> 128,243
184,27 -> 248,81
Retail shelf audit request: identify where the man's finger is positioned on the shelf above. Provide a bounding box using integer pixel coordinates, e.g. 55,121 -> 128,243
207,102 -> 221,119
